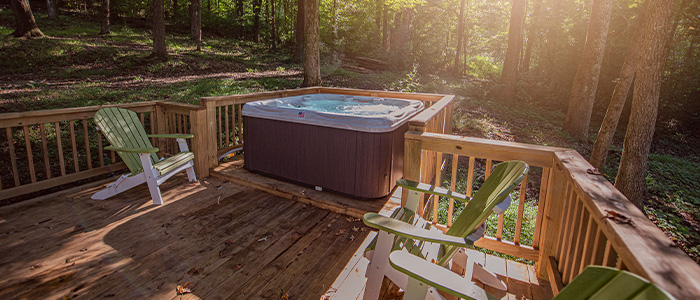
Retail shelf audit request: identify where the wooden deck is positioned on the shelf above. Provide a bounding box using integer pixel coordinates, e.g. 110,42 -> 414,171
0,172 -> 551,300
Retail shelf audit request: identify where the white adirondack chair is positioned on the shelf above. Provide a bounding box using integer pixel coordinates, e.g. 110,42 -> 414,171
91,107 -> 197,205
362,161 -> 529,300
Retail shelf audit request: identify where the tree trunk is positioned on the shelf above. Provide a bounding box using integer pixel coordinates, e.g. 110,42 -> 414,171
46,0 -> 57,20
615,0 -> 675,208
152,0 -> 167,57
381,5 -> 388,52
615,0 -> 676,208
293,0 -> 305,61
453,0 -> 466,76
547,0 -> 562,85
562,0 -> 613,140
236,0 -> 244,37
522,0 -> 542,72
499,0 -> 526,102
252,0 -> 261,42
302,0 -> 320,86
330,0 -> 338,60
389,9 -> 411,69
173,0 -> 178,19
589,4 -> 648,169
375,0 -> 381,33
271,0 -> 277,49
9,0 -> 43,38
100,0 -> 111,34
190,0 -> 202,49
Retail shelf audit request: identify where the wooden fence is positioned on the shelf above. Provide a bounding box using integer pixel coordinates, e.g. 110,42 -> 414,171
402,131 -> 700,299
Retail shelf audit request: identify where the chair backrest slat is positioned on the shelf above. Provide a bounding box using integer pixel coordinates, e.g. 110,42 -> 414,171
437,160 -> 528,265
94,107 -> 158,174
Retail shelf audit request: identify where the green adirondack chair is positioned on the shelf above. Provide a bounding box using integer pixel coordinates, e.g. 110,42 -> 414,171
91,107 -> 197,205
362,161 -> 529,300
389,251 -> 677,300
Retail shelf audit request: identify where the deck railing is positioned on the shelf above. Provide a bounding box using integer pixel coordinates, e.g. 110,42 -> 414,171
0,101 -> 209,201
0,87 -> 447,201
402,131 -> 700,299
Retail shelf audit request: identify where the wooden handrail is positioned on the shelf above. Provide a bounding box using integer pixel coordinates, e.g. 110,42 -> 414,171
408,95 -> 455,131
403,130 -> 700,300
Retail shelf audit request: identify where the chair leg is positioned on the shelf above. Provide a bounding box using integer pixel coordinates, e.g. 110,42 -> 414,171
363,230 -> 394,300
140,153 -> 163,205
185,165 -> 197,182
404,277 -> 430,300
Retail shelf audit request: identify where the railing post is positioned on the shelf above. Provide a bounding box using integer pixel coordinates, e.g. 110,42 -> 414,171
201,98 -> 219,169
403,131 -> 423,212
189,107 -> 210,178
154,103 -> 168,158
536,155 -> 568,279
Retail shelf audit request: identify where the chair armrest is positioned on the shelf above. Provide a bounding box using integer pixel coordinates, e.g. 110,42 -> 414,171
105,146 -> 159,153
397,179 -> 469,202
363,213 -> 471,248
389,250 -> 497,300
147,134 -> 194,139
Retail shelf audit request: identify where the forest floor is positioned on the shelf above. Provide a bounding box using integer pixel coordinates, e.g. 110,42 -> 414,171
1,11 -> 698,264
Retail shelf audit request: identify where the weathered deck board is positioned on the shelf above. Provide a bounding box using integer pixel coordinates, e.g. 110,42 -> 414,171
0,170 -> 552,300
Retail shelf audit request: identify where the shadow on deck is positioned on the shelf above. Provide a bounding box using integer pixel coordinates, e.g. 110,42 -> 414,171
0,168 -> 551,300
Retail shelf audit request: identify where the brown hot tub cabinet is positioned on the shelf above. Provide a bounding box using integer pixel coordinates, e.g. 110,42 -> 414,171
242,94 -> 424,199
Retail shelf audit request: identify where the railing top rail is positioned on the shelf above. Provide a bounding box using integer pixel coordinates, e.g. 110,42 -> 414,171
554,150 -> 700,299
408,95 -> 455,130
0,101 -> 162,128
406,131 -> 564,168
199,87 -> 320,104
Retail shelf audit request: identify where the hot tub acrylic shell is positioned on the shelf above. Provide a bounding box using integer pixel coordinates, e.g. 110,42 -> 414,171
242,94 -> 424,199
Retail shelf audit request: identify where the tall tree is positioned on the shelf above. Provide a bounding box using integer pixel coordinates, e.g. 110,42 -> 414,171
453,0 -> 467,76
9,0 -> 43,38
293,0 -> 305,61
302,0 -> 320,86
522,0 -> 542,72
190,0 -> 202,47
615,0 -> 676,208
46,0 -> 58,20
236,0 -> 244,37
100,0 -> 111,34
499,0 -> 526,102
253,0 -> 262,42
271,0 -> 278,49
562,0 -> 613,140
589,4 -> 648,169
382,5 -> 388,52
152,0 -> 167,57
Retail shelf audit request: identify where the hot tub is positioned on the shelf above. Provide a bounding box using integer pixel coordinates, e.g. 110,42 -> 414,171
242,93 -> 424,199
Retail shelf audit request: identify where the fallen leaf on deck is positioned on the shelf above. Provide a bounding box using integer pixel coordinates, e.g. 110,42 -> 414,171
217,195 -> 222,205
604,210 -> 635,227
352,226 -> 359,232
65,258 -> 71,263
345,217 -> 359,222
79,248 -> 88,252
281,292 -> 289,299
176,282 -> 192,295
30,264 -> 42,270
350,235 -> 355,241
225,239 -> 233,245
257,235 -> 270,242
335,229 -> 347,236
234,264 -> 244,270
187,267 -> 202,276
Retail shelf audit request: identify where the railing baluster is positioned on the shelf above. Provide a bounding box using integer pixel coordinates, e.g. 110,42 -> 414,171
485,159 -> 492,178
514,174 -> 527,244
217,106 -> 222,150
533,167 -> 550,248
23,125 -> 37,183
39,124 -> 51,179
139,112 -> 145,126
98,130 -> 105,167
465,156 -> 475,199
602,242 -> 618,267
561,199 -> 584,282
69,120 -> 79,173
567,209 -> 590,283
237,104 -> 243,144
447,154 -> 458,227
432,152 -> 442,224
149,112 -> 155,144
579,215 -> 597,274
6,128 -> 20,186
589,227 -> 607,266
83,119 -> 92,169
55,122 -> 66,176
556,183 -> 575,261
225,105 -> 230,148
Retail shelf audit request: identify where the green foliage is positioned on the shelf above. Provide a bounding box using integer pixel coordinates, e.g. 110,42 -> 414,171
389,65 -> 421,92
